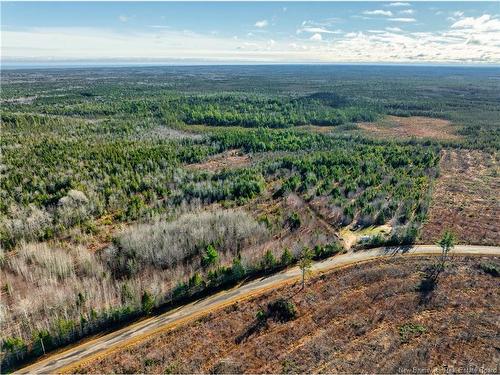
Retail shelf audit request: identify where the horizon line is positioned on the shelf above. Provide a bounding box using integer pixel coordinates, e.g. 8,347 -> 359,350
3,61 -> 500,70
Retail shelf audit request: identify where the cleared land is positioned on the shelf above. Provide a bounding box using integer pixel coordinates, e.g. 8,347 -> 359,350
421,149 -> 500,246
186,149 -> 251,172
3,66 -> 499,371
73,255 -> 500,374
358,115 -> 461,140
242,192 -> 340,260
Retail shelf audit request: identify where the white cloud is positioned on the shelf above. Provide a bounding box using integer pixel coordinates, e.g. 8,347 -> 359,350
310,33 -> 322,41
326,28 -> 499,63
118,15 -> 129,23
3,14 -> 500,64
451,14 -> 500,32
2,27 -> 245,60
300,19 -> 340,29
453,11 -> 464,18
363,10 -> 393,17
254,20 -> 268,28
297,26 -> 342,35
386,2 -> 411,7
389,18 -> 416,23
400,9 -> 414,15
345,32 -> 359,38
149,25 -> 170,29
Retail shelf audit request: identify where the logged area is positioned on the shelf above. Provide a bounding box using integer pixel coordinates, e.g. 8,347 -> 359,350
358,115 -> 461,141
74,256 -> 500,374
421,150 -> 500,246
1,65 -> 499,370
186,149 -> 252,172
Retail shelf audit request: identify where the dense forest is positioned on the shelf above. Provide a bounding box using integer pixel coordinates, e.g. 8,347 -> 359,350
1,65 -> 498,369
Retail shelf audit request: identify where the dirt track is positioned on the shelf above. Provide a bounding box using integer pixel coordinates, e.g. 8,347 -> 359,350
16,245 -> 500,374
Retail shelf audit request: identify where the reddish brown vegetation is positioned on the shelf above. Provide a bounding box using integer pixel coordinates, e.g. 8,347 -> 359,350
359,115 -> 461,140
421,149 -> 499,245
75,256 -> 500,374
186,149 -> 251,172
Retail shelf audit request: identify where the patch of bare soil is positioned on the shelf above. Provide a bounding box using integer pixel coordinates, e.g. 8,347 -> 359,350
359,115 -> 461,140
75,256 -> 500,374
186,149 -> 252,172
421,149 -> 500,246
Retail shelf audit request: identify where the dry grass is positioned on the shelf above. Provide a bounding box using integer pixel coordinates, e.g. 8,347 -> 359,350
358,115 -> 461,140
421,149 -> 500,245
75,256 -> 500,374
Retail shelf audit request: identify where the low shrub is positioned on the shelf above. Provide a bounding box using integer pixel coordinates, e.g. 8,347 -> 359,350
202,244 -> 219,268
313,243 -> 343,259
141,291 -> 155,314
478,262 -> 499,277
2,337 -> 27,353
399,323 -> 426,343
266,298 -> 297,323
280,248 -> 294,266
287,212 -> 301,231
260,250 -> 277,270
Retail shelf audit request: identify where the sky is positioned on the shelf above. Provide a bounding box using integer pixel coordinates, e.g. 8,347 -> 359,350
2,1 -> 500,65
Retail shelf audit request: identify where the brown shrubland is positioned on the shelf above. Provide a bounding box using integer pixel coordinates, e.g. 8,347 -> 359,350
75,256 -> 500,374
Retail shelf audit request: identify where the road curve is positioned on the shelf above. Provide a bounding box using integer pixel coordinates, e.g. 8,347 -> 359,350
16,245 -> 500,374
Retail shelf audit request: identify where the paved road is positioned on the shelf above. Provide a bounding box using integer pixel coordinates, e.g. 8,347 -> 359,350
16,245 -> 499,374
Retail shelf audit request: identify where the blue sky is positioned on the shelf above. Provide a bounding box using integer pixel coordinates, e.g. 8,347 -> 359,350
2,1 -> 500,64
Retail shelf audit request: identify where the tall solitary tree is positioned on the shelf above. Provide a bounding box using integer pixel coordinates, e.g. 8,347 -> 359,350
420,230 -> 457,295
437,230 -> 455,268
298,247 -> 313,290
